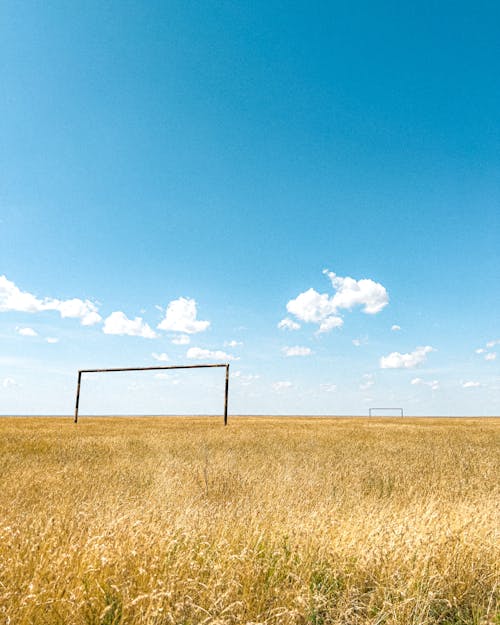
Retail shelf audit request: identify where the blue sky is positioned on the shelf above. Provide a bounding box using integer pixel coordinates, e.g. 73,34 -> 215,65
1,1 -> 499,415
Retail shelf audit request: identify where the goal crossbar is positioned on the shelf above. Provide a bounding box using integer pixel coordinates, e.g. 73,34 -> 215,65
74,363 -> 230,425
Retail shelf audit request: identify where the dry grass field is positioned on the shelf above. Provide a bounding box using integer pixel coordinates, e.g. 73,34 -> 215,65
0,416 -> 498,625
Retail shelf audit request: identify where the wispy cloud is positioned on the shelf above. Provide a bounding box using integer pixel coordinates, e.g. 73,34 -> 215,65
232,371 -> 259,385
224,340 -> 243,348
278,318 -> 301,330
320,383 -> 337,393
272,380 -> 292,391
475,340 -> 499,361
171,334 -> 190,345
152,352 -> 169,362
282,346 -> 312,357
2,377 -> 18,388
360,373 -> 375,391
461,381 -> 481,389
411,377 -> 440,391
186,347 -> 237,361
352,337 -> 368,347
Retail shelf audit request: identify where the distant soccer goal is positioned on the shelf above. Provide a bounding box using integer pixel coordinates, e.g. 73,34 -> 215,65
368,407 -> 404,417
74,363 -> 230,425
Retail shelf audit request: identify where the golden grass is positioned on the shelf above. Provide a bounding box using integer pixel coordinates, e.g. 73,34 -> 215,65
0,416 -> 498,625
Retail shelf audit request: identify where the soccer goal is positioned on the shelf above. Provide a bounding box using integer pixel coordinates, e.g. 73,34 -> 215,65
74,363 -> 230,424
368,407 -> 404,417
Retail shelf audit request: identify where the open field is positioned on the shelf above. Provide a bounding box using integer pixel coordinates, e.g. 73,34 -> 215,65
0,417 -> 498,625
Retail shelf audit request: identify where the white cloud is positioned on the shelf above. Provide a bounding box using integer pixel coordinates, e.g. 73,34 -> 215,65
186,347 -> 237,361
17,327 -> 37,337
224,340 -> 243,348
152,352 -> 169,362
278,318 -> 301,330
0,275 -> 102,325
0,276 -> 41,313
476,340 -> 499,361
360,373 -> 375,391
272,381 -> 292,391
324,270 -> 389,314
232,371 -> 260,385
157,297 -> 209,334
391,325 -> 401,331
320,383 -> 337,393
462,381 -> 481,389
411,377 -> 440,391
475,339 -> 500,363
55,298 -> 102,326
352,336 -> 368,347
282,346 -> 312,357
46,337 -> 59,344
103,311 -> 157,338
317,315 -> 344,333
171,334 -> 190,345
380,346 -> 435,369
2,377 -> 18,389
287,288 -> 338,323
242,374 -> 259,385
154,373 -> 170,380
285,270 -> 388,334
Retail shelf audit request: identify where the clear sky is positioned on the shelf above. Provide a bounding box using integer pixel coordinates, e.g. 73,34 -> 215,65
1,1 -> 499,415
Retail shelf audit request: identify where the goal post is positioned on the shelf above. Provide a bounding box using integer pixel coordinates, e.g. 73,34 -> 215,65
368,407 -> 404,417
74,363 -> 230,425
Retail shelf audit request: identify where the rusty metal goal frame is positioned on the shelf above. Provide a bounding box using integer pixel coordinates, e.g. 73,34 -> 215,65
74,363 -> 230,425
